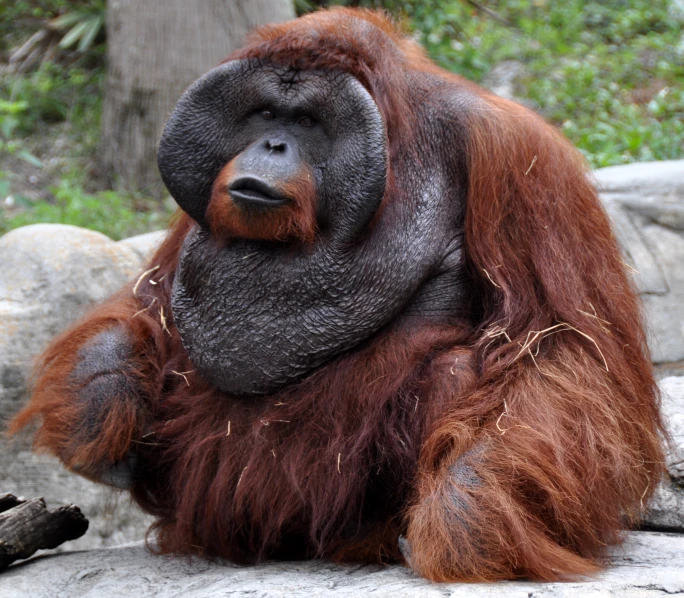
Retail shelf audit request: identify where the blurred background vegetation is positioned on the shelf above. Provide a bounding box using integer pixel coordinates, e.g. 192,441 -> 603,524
1,0 -> 683,240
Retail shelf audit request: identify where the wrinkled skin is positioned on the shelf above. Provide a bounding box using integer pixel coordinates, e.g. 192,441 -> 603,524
71,327 -> 140,489
158,61 -> 469,395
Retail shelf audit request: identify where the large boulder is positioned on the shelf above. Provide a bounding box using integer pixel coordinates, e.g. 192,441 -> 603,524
596,160 -> 684,371
0,224 -> 142,416
0,225 -> 154,550
660,376 -> 684,483
643,376 -> 684,530
117,229 -> 166,261
594,161 -> 684,530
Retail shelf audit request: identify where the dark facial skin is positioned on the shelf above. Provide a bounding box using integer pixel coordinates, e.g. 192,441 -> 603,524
158,61 -> 468,396
227,105 -> 330,211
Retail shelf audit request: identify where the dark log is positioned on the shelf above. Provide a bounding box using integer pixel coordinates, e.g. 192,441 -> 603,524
0,493 -> 88,570
0,493 -> 24,514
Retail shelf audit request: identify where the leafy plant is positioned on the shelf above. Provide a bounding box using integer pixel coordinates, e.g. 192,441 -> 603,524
367,0 -> 684,168
0,62 -> 104,135
49,1 -> 106,53
0,99 -> 43,167
0,179 -> 175,241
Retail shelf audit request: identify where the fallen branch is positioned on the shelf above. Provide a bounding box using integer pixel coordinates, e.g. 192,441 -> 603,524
0,493 -> 89,570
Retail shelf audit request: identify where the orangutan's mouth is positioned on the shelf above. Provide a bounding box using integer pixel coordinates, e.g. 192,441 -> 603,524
228,176 -> 288,209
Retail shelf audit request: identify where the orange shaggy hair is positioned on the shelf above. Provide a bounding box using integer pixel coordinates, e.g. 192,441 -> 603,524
12,8 -> 664,582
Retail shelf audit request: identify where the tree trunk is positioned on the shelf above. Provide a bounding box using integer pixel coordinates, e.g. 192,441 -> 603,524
100,0 -> 295,198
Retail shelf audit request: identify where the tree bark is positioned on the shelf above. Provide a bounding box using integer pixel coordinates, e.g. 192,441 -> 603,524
0,493 -> 89,570
100,0 -> 295,198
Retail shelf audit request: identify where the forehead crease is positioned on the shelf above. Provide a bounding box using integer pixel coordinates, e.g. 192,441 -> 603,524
256,68 -> 333,108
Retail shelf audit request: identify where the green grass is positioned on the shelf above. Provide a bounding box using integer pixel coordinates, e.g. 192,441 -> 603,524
1,0 -> 683,239
0,178 -> 173,240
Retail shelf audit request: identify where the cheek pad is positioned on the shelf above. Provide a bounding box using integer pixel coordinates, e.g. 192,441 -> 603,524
158,61 -> 387,232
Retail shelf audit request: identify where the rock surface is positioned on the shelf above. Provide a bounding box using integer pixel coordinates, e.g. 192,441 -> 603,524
482,60 -> 525,101
660,376 -> 684,483
643,376 -> 684,530
0,225 -> 153,551
595,160 -> 684,370
593,162 -> 684,532
0,224 -> 142,415
646,477 -> 684,531
1,532 -> 682,597
117,230 -> 167,261
0,450 -> 153,552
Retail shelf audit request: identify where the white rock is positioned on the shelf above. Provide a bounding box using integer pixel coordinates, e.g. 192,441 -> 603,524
660,376 -> 684,481
596,160 -> 684,201
0,224 -> 142,415
117,230 -> 167,261
0,224 -> 151,552
482,60 -> 525,101
642,376 -> 684,529
646,477 -> 684,530
596,160 -> 684,365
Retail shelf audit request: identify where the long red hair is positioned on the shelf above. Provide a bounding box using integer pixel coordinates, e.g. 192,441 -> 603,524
12,8 -> 664,582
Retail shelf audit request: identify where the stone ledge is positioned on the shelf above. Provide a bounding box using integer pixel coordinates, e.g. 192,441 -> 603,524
1,532 -> 683,597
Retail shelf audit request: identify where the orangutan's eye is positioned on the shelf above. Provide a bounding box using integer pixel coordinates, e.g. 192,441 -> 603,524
297,116 -> 315,127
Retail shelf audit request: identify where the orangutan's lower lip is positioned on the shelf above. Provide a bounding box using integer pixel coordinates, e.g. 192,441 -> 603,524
228,177 -> 288,209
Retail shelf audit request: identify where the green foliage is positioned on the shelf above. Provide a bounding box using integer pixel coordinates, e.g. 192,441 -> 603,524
1,62 -> 104,134
0,22 -> 154,240
0,179 -> 174,240
0,63 -> 105,225
0,0 -> 73,21
50,1 -> 106,52
299,0 -> 684,168
1,0 -> 683,240
0,99 -> 43,167
413,0 -> 684,167
0,0 -> 79,54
